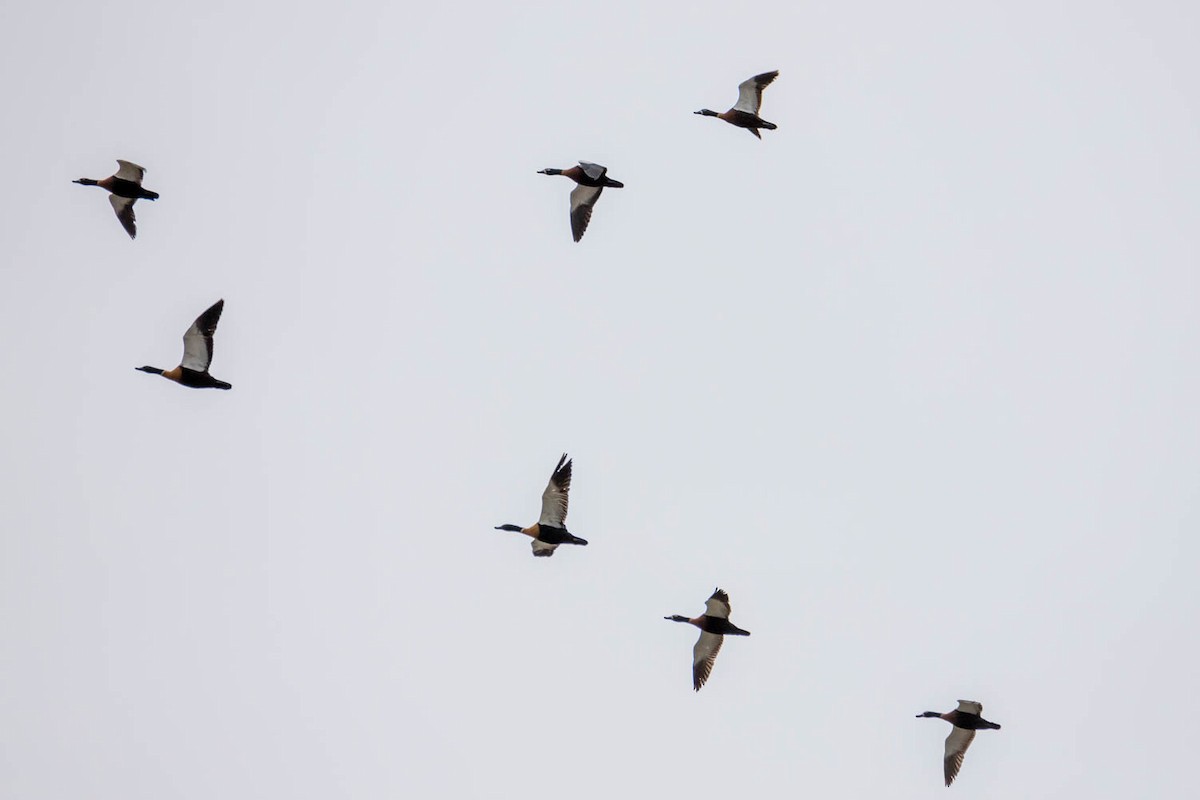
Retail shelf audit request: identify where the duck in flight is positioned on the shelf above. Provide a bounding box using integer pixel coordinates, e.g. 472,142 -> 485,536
495,454 -> 588,557
73,160 -> 159,239
537,161 -> 624,242
136,300 -> 231,390
695,70 -> 780,139
916,700 -> 1002,786
665,588 -> 750,690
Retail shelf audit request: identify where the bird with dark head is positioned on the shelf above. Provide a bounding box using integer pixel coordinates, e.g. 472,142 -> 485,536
694,70 -> 780,139
136,300 -> 232,390
73,159 -> 159,238
494,454 -> 588,557
537,161 -> 624,241
664,588 -> 750,691
916,700 -> 1002,786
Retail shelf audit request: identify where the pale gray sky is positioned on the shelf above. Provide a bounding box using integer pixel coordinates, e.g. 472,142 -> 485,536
2,1 -> 1198,798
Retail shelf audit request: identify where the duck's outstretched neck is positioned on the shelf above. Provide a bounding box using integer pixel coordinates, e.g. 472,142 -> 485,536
73,178 -> 99,186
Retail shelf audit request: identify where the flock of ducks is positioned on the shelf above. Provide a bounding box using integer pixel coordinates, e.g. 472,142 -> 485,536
73,69 -> 1003,788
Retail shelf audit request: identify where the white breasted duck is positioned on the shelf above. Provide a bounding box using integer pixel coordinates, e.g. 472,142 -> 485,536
665,588 -> 750,691
916,700 -> 1002,787
73,160 -> 159,238
495,453 -> 588,557
695,71 -> 780,139
136,300 -> 231,390
537,161 -> 624,242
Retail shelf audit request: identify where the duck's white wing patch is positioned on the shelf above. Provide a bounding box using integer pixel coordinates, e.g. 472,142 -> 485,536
704,588 -> 731,619
531,539 -> 558,557
115,160 -> 146,184
691,631 -> 724,691
180,300 -> 224,372
108,194 -> 137,239
538,454 -> 572,526
956,700 -> 983,715
578,161 -> 607,180
733,70 -> 778,114
943,726 -> 976,787
181,324 -> 212,371
569,184 -> 602,242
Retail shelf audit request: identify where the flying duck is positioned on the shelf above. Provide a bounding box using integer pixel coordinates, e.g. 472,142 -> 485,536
73,160 -> 159,238
665,588 -> 750,691
494,453 -> 588,557
136,300 -> 231,390
695,70 -> 780,139
916,700 -> 1002,787
537,161 -> 624,242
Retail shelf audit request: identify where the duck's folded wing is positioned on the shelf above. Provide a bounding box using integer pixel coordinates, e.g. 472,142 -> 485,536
115,160 -> 146,184
704,588 -> 732,619
108,195 -> 137,239
531,540 -> 557,558
943,727 -> 976,787
569,185 -> 603,242
538,454 -> 572,526
181,300 -> 225,371
691,631 -> 724,691
734,70 -> 779,114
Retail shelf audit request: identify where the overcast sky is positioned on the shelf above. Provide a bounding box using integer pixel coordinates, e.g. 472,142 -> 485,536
2,1 -> 1198,798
